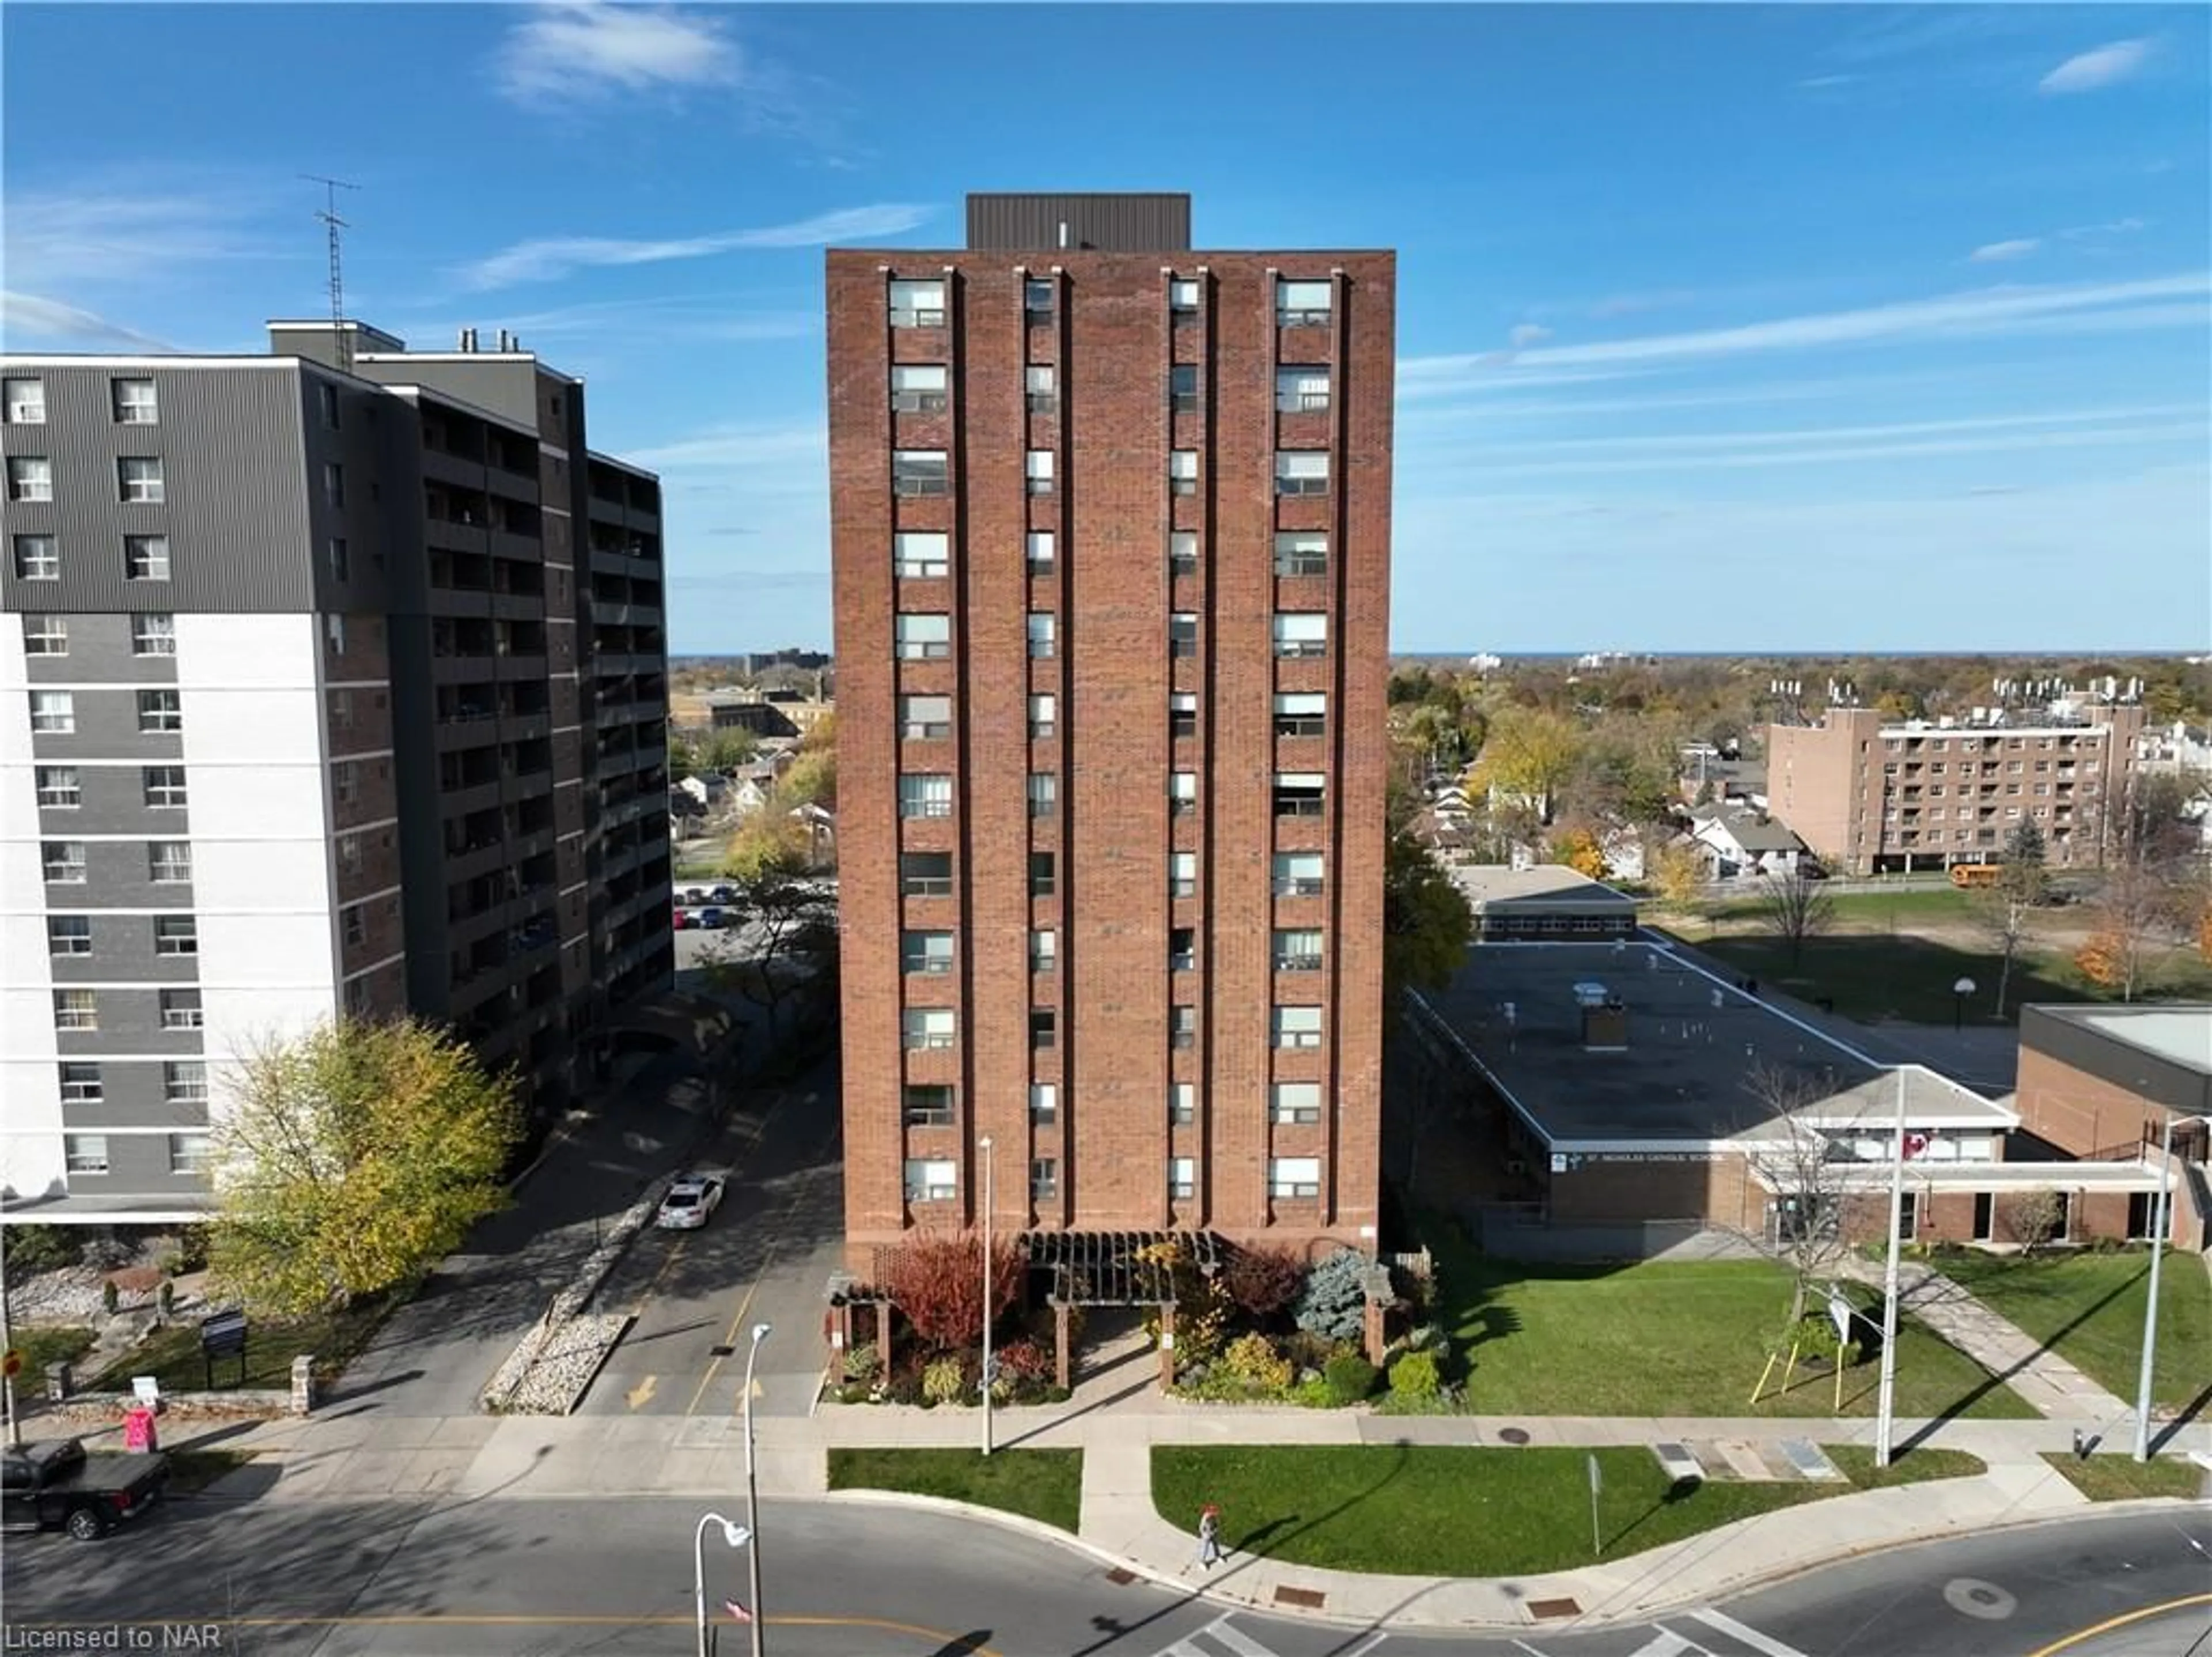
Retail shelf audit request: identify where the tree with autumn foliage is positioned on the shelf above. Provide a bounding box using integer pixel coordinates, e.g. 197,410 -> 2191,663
1465,705 -> 1583,828
884,1232 -> 1023,1350
1651,841 -> 1706,906
1550,825 -> 1610,880
208,1017 -> 521,1316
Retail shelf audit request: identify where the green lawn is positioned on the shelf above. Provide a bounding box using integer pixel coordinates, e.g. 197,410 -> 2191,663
2041,1453 -> 2207,1503
1426,1227 -> 2033,1420
1684,926 -> 2212,1026
10,1326 -> 96,1377
1153,1443 -> 1987,1576
1936,1250 -> 2212,1413
827,1448 -> 1082,1533
90,1300 -> 388,1393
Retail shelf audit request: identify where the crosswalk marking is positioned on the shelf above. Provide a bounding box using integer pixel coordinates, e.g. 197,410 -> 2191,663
1624,1632 -> 1706,1657
1202,1618 -> 1282,1657
1156,1616 -> 1296,1657
1685,1609 -> 1815,1657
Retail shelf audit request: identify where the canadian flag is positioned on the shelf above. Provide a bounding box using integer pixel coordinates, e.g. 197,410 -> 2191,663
724,1601 -> 752,1625
1903,1132 -> 1931,1160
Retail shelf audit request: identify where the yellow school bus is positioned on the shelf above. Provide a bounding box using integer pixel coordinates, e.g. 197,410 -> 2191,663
1950,864 -> 2003,889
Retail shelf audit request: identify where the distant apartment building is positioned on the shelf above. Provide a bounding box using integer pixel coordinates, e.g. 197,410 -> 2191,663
1766,701 -> 2150,875
1,322 -> 671,1218
827,192 -> 1395,1266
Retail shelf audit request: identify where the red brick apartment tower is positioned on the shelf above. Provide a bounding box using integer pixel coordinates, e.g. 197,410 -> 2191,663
827,194 -> 1395,1268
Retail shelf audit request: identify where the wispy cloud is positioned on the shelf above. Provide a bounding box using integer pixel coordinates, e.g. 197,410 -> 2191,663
626,419 -> 826,474
1506,323 -> 1552,350
1399,272 -> 2211,391
387,293 -> 819,346
2039,39 -> 2154,94
1456,404 -> 2203,459
0,292 -> 180,352
1969,238 -> 2043,264
496,2 -> 739,103
5,180 -> 294,293
1435,420 -> 2205,479
456,205 -> 933,290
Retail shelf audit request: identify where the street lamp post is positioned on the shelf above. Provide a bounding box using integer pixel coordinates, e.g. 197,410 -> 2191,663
692,1512 -> 752,1657
2134,1113 -> 2210,1461
741,1321 -> 772,1657
1950,976 -> 1976,1032
979,1134 -> 995,1458
1873,1066 -> 1909,1468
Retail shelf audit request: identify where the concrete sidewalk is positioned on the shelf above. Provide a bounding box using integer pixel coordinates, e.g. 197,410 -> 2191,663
1834,1255 -> 2133,1420
166,1397 -> 2208,1631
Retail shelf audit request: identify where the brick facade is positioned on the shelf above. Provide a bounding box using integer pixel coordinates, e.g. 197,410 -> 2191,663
830,211 -> 1392,1266
1767,706 -> 2150,875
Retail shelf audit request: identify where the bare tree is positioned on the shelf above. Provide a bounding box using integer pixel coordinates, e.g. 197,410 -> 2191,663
1736,1061 -> 1870,1406
702,871 -> 839,1043
1736,1061 -> 1857,1304
1759,867 -> 1836,967
1974,891 -> 2035,1020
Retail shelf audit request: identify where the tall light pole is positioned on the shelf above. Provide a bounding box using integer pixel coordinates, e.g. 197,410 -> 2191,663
741,1321 -> 772,1657
692,1511 -> 751,1657
979,1134 -> 995,1458
1950,975 -> 1976,1032
1874,1066 -> 1908,1468
2134,1113 -> 2209,1461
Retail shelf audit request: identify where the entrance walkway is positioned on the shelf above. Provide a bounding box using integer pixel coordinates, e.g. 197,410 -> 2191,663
1835,1255 -> 2133,1421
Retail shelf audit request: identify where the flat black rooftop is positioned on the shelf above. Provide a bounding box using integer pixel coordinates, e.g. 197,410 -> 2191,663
1417,941 -> 1889,1143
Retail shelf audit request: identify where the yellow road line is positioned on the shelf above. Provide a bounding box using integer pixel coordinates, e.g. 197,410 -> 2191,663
2022,1591 -> 2212,1657
7,1616 -> 998,1651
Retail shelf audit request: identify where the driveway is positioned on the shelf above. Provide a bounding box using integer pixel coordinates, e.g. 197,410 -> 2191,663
326,1025 -> 753,1418
573,1045 -> 845,1421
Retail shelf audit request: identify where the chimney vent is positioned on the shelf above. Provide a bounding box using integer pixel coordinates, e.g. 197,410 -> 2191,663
1057,220 -> 1069,249
457,328 -> 469,350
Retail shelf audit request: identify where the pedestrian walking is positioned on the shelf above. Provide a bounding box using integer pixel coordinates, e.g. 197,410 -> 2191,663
1197,1503 -> 1223,1570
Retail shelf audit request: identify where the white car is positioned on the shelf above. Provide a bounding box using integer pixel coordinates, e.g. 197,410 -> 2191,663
656,1174 -> 725,1230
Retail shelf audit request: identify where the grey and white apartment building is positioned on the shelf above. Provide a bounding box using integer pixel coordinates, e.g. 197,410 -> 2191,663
1,321 -> 672,1219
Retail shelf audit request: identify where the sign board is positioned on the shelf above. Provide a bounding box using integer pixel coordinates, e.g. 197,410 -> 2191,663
131,1376 -> 161,1407
1587,1453 -> 1603,1495
200,1310 -> 248,1356
1825,1291 -> 1854,1347
980,1356 -> 1000,1386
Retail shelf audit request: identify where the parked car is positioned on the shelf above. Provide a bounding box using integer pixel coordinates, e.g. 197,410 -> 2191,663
673,907 -> 696,931
2,1438 -> 169,1541
708,884 -> 738,906
655,1174 -> 725,1230
696,907 -> 728,929
680,886 -> 709,906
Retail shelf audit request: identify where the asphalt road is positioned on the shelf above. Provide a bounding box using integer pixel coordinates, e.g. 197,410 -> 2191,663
577,1046 -> 846,1420
5,1496 -> 2205,1656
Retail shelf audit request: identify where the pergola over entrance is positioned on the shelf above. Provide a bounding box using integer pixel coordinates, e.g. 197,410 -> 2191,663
1023,1230 -> 1226,1387
827,1230 -> 1232,1393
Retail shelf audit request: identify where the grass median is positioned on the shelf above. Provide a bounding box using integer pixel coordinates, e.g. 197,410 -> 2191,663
827,1447 -> 1082,1533
1154,1443 -> 1986,1577
2041,1454 -> 2206,1503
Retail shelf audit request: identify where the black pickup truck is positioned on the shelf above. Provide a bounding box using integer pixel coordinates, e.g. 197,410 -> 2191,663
2,1436 -> 170,1540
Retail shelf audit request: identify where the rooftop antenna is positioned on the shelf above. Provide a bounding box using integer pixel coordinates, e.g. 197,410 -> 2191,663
302,174 -> 361,373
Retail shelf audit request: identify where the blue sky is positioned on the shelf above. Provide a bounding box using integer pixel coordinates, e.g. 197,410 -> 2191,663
5,3 -> 2207,655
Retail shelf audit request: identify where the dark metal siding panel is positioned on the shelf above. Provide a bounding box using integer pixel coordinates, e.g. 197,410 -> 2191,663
0,362 -> 313,614
965,193 -> 1192,252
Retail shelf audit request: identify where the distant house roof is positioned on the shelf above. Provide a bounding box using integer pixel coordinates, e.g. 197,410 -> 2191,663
1694,808 -> 1804,853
